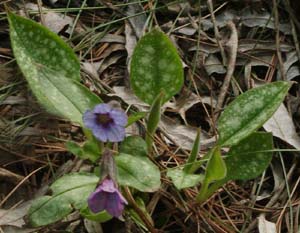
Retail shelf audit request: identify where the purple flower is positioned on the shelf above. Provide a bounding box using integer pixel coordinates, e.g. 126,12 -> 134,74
88,178 -> 128,217
83,103 -> 127,142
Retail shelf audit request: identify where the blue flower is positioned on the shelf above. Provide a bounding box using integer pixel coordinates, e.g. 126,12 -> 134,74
83,104 -> 127,142
88,178 -> 128,217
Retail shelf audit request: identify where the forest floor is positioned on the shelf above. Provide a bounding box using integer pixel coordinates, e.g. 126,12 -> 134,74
1,0 -> 300,232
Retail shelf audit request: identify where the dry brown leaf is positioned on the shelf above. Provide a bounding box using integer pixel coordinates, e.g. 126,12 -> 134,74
159,116 -> 215,150
263,104 -> 300,150
258,214 -> 276,233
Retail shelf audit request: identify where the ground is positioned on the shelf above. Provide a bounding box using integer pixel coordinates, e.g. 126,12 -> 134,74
1,0 -> 300,232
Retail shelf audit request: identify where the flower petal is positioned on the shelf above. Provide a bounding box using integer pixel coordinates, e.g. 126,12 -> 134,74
110,109 -> 128,126
83,110 -> 97,129
92,124 -> 109,142
105,192 -> 125,217
94,104 -> 112,114
106,124 -> 125,142
88,188 -> 108,213
100,179 -> 117,192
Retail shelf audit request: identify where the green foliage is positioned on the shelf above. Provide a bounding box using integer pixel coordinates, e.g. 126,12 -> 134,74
184,129 -> 201,174
196,146 -> 226,202
128,197 -> 152,231
120,136 -> 148,157
167,129 -> 203,190
127,112 -> 147,126
8,13 -> 101,124
167,168 -> 203,189
130,29 -> 184,104
198,132 -> 274,201
218,81 -> 291,146
146,92 -> 164,152
28,173 -> 98,227
203,146 -> 227,184
80,205 -> 112,222
66,138 -> 101,162
223,132 -> 273,181
115,153 -> 161,192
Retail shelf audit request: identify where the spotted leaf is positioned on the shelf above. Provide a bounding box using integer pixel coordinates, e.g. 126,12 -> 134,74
167,167 -> 203,189
218,81 -> 291,146
116,153 -> 161,192
8,13 -> 101,124
197,132 -> 273,202
28,173 -> 99,227
130,29 -> 184,104
224,132 -> 273,181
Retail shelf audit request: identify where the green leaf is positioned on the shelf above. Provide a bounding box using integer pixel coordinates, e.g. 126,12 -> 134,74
8,13 -> 101,124
81,139 -> 101,162
80,205 -> 112,222
66,141 -> 83,157
184,128 -> 201,174
224,132 -> 273,181
128,197 -> 152,231
196,146 -> 226,202
127,112 -> 147,127
167,167 -> 203,189
120,136 -> 148,157
130,29 -> 184,104
115,153 -> 161,192
146,92 -> 164,152
204,146 -> 227,184
218,81 -> 291,146
197,132 -> 274,202
66,138 -> 100,162
28,173 -> 98,227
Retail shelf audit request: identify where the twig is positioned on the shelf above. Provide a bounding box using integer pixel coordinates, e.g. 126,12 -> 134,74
0,166 -> 46,207
207,0 -> 227,66
273,0 -> 285,80
123,187 -> 157,233
283,0 -> 300,64
215,21 -> 238,114
244,162 -> 297,233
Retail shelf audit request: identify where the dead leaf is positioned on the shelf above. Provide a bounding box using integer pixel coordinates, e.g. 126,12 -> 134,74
43,12 -> 73,34
159,116 -> 215,150
204,54 -> 226,75
110,86 -> 149,111
0,226 -> 35,233
263,104 -> 300,150
81,62 -> 101,80
270,160 -> 284,192
126,1 -> 147,39
98,54 -> 123,74
25,3 -> 74,34
258,214 -> 276,233
278,51 -> 300,80
241,9 -> 291,35
165,88 -> 216,125
84,219 -> 103,233
0,201 -> 32,228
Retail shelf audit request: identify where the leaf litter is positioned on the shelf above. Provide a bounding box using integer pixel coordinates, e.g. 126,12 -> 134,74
1,1 -> 300,232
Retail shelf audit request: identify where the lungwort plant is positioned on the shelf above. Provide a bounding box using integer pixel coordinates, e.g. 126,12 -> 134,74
8,12 -> 291,228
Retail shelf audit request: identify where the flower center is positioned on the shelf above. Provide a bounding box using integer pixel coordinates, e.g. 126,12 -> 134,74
97,113 -> 113,126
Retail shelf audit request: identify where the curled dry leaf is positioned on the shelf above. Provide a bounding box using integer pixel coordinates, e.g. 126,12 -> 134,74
165,88 -> 216,125
0,201 -> 32,228
258,214 -> 276,233
111,86 -> 149,111
201,9 -> 291,34
263,104 -> 300,150
25,3 -> 74,34
159,116 -> 215,150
